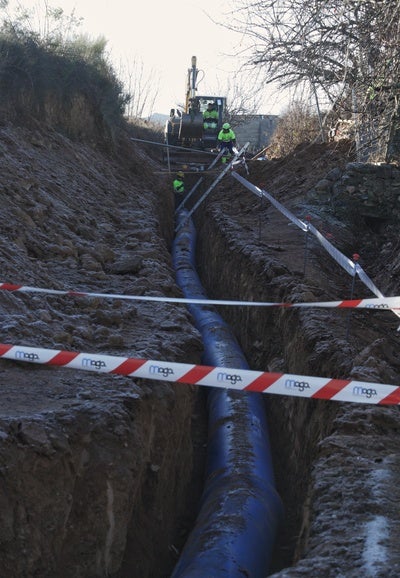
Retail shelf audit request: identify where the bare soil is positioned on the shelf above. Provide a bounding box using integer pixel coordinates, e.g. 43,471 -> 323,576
0,122 -> 399,578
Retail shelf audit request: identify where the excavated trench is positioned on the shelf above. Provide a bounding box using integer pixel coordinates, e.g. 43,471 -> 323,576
170,209 -> 283,577
172,215 -> 315,571
2,127 -> 400,577
191,204 -> 338,571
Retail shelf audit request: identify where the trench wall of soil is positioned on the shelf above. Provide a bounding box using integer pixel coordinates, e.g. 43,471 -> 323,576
0,125 -> 206,578
194,204 -> 338,570
193,181 -> 400,576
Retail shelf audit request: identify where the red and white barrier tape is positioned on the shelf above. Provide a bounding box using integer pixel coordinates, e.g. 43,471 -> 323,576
0,282 -> 399,310
1,342 -> 399,405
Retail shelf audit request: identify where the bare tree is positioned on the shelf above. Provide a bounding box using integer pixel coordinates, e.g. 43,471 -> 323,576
0,0 -> 83,43
268,99 -> 320,156
227,0 -> 400,160
118,56 -> 160,120
223,68 -> 264,116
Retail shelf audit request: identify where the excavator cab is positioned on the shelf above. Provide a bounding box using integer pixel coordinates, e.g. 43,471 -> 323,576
177,95 -> 226,147
197,96 -> 226,146
165,56 -> 227,150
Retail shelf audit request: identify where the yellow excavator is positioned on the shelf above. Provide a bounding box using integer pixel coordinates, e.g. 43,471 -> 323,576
165,56 -> 227,151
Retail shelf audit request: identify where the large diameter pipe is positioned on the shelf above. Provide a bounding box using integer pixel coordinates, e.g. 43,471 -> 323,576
171,209 -> 283,577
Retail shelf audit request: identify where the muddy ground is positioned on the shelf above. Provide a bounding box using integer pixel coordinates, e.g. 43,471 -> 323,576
0,122 -> 399,577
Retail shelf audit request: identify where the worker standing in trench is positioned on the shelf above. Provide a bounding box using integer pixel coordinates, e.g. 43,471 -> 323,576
173,171 -> 185,209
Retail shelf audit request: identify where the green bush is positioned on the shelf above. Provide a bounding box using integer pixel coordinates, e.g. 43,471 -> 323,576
0,25 -> 129,144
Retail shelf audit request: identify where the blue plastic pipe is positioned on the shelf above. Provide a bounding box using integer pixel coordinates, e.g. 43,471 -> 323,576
171,209 -> 283,578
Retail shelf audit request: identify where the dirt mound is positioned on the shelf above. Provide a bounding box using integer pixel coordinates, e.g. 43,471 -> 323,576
251,139 -> 355,195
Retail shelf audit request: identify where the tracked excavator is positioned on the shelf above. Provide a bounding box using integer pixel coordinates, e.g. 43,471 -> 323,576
165,56 -> 227,155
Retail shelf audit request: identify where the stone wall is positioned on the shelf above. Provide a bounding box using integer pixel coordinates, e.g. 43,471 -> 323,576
309,161 -> 400,220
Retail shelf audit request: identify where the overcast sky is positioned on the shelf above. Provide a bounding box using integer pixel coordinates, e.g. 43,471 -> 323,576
5,0 -> 289,115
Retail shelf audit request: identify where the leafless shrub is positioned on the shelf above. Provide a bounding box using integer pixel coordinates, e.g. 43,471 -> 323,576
268,100 -> 320,157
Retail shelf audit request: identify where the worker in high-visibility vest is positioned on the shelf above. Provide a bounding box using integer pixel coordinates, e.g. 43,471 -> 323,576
217,123 -> 237,163
173,171 -> 185,209
203,102 -> 218,130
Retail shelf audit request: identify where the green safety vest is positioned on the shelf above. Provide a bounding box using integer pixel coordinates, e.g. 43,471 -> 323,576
203,109 -> 218,120
173,178 -> 184,193
218,128 -> 236,142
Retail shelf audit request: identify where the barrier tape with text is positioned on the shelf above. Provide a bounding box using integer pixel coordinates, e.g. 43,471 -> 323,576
1,342 -> 399,405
